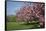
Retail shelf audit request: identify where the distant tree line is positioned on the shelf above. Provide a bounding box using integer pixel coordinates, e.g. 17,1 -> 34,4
6,15 -> 16,22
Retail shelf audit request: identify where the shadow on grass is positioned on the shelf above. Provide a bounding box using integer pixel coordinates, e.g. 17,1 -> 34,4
21,22 -> 39,25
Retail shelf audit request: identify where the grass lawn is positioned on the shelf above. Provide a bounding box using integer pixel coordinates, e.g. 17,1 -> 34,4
7,21 -> 41,30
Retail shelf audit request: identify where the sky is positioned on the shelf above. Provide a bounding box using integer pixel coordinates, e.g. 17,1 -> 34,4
7,0 -> 33,16
7,1 -> 25,16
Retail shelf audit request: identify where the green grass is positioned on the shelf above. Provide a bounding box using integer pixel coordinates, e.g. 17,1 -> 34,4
7,21 -> 41,30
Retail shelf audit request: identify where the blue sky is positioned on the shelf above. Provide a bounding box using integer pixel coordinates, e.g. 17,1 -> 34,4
7,1 -> 25,16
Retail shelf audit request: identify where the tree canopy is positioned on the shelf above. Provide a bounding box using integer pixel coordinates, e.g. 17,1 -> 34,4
16,2 -> 45,28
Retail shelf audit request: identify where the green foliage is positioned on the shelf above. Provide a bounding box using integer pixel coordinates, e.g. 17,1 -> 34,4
7,15 -> 16,22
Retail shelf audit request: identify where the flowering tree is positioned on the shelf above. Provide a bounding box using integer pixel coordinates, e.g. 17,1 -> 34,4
16,2 -> 45,28
32,3 -> 45,28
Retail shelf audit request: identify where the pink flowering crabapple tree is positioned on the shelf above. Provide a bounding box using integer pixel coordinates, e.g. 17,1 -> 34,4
16,2 -> 45,28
